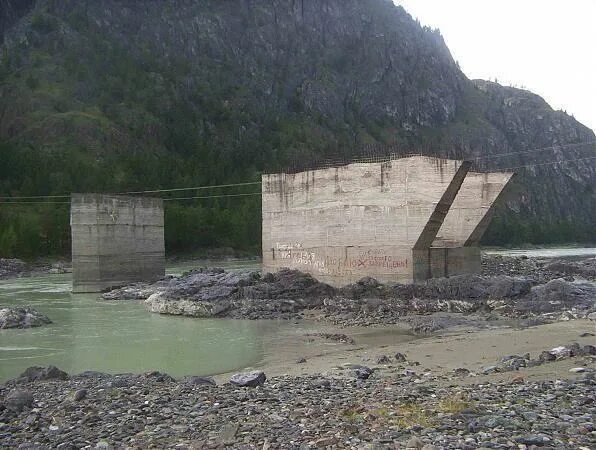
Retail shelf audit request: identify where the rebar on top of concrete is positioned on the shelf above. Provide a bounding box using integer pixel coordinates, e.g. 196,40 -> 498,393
266,141 -> 470,174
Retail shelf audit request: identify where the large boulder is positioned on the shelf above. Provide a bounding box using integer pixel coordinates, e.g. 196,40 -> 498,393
165,268 -> 258,301
241,269 -> 335,301
487,276 -> 532,298
0,306 -> 52,329
3,389 -> 34,413
229,371 -> 266,387
17,365 -> 68,382
101,281 -> 165,300
420,275 -> 491,299
417,275 -> 532,300
144,293 -> 232,317
340,277 -> 389,299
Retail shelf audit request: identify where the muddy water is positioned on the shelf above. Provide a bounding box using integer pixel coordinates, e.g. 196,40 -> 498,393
0,263 -> 413,382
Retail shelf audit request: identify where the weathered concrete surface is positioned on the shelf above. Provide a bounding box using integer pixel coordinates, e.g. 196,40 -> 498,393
433,172 -> 515,248
70,194 -> 165,293
262,156 -> 471,286
413,246 -> 482,279
427,171 -> 514,279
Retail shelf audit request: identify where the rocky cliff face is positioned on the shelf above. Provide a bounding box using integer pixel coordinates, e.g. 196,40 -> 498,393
0,0 -> 36,44
1,0 -> 594,244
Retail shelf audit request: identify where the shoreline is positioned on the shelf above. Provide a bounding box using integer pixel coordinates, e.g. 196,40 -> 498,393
2,245 -> 596,280
215,318 -> 595,383
1,319 -> 594,448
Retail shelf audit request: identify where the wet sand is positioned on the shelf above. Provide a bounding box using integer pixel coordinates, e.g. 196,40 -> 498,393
216,319 -> 595,382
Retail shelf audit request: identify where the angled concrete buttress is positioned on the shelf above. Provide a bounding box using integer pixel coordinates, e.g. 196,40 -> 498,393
262,156 -> 472,287
426,171 -> 515,278
70,193 -> 165,293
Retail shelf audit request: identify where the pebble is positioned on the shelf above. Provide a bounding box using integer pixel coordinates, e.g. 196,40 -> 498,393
376,355 -> 391,364
73,389 -> 87,401
394,352 -> 407,362
0,370 -> 589,448
355,366 -> 374,380
4,389 -> 33,413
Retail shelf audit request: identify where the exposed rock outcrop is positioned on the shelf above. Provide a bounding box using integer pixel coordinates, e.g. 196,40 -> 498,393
16,365 -> 69,383
102,257 -> 595,327
0,306 -> 52,329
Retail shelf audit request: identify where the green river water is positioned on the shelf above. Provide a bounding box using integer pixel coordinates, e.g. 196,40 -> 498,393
0,261 -> 282,382
2,248 -> 593,382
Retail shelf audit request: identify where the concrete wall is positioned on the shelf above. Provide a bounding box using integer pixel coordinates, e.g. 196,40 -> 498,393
71,194 -> 165,293
414,247 -> 482,279
262,156 -> 471,286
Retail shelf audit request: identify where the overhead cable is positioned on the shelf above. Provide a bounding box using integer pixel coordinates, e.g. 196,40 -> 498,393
122,181 -> 261,195
163,192 -> 262,201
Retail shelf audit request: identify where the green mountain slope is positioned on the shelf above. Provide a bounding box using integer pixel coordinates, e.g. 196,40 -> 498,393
0,0 -> 594,257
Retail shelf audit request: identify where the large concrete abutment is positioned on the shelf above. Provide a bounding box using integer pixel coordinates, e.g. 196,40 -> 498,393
262,156 -> 472,287
262,156 -> 515,287
70,194 -> 165,293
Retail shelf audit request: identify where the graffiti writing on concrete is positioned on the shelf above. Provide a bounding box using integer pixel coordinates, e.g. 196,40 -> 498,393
347,249 -> 408,269
276,242 -> 303,250
275,242 -> 326,271
273,244 -> 408,275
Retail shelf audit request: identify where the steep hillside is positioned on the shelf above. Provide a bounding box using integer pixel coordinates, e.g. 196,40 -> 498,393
0,0 -> 594,256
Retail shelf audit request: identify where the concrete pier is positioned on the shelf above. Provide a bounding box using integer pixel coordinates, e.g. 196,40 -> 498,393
263,156 -> 472,286
70,194 -> 165,293
262,156 -> 514,287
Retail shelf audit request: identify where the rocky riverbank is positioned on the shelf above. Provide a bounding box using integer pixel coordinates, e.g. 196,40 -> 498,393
1,336 -> 594,449
0,258 -> 71,280
2,302 -> 594,448
481,254 -> 596,282
0,258 -> 27,279
101,255 -> 596,332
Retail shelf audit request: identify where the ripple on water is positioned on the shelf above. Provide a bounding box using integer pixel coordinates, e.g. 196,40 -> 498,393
0,268 -> 269,381
0,346 -> 60,351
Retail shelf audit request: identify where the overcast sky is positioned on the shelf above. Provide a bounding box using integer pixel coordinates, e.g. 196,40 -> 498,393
393,0 -> 596,133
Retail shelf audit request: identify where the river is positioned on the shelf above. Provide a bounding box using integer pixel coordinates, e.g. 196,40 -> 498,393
484,247 -> 596,259
1,248 -> 592,382
0,259 -> 413,382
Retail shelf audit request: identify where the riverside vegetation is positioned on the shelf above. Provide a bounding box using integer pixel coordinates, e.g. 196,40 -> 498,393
1,0 -> 595,258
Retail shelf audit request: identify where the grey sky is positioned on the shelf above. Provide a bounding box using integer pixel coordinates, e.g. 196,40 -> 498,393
393,0 -> 596,133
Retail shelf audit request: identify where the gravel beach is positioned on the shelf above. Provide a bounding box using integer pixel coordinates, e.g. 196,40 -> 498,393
1,354 -> 594,449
